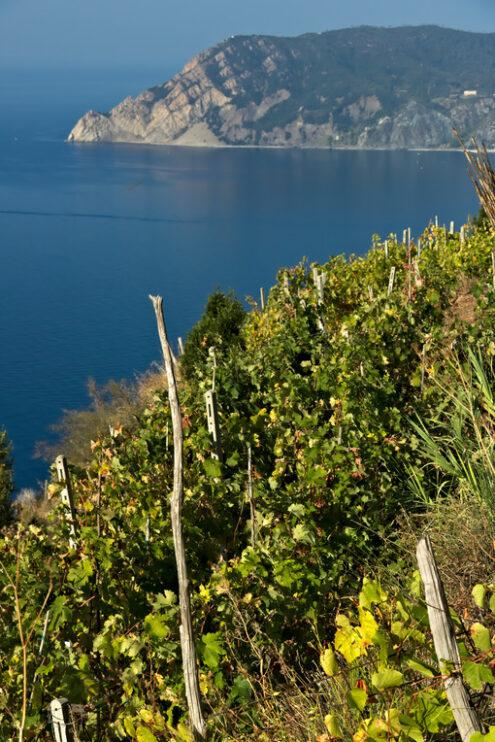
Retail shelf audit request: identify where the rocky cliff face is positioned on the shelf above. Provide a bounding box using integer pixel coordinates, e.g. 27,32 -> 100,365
68,26 -> 495,149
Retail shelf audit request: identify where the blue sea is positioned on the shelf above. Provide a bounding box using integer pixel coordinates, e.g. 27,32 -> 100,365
0,67 -> 480,490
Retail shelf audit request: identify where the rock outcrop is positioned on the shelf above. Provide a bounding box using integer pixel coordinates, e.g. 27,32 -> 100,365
68,26 -> 495,149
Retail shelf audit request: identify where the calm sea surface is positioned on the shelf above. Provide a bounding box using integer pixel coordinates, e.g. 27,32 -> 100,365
0,69 -> 480,489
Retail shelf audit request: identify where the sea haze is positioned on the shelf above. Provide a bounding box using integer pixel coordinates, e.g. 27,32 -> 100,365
0,68 -> 479,490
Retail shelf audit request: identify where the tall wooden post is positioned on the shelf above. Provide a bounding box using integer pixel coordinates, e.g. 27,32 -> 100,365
55,456 -> 78,550
387,266 -> 396,297
247,446 -> 255,548
149,296 -> 207,742
417,535 -> 483,741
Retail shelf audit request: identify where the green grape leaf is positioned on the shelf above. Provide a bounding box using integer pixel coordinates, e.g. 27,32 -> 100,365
372,668 -> 404,689
136,727 -> 158,742
346,687 -> 368,711
324,712 -> 343,739
472,584 -> 487,609
471,623 -> 492,652
406,658 -> 436,678
462,661 -> 494,690
320,647 -> 338,676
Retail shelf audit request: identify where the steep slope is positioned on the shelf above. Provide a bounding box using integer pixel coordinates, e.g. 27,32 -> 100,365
68,26 -> 495,148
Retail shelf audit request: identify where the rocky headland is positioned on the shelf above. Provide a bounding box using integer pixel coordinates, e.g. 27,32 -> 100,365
68,26 -> 495,149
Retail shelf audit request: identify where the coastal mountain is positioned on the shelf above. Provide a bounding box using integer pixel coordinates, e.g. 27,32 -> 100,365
68,26 -> 495,149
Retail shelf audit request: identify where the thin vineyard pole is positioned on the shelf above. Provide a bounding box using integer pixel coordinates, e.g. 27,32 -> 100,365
149,295 -> 207,742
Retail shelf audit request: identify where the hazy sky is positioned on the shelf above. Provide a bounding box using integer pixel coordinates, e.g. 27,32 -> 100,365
1,0 -> 495,73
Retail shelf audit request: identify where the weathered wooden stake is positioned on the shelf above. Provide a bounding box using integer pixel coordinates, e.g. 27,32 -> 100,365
460,225 -> 465,245
55,456 -> 78,550
417,237 -> 422,259
450,220 -> 455,234
260,287 -> 265,311
149,296 -> 207,742
407,227 -> 411,247
435,215 -> 439,227
387,266 -> 396,297
283,273 -> 290,298
247,446 -> 255,548
28,609 -> 50,709
337,426 -> 342,445
205,389 -> 222,462
312,268 -> 326,332
178,337 -> 185,356
208,346 -> 217,392
402,228 -> 407,245
417,535 -> 483,742
48,699 -> 74,742
408,246 -> 412,301
420,344 -> 426,396
384,240 -> 388,259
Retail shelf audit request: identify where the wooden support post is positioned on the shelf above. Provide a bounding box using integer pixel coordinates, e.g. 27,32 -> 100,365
48,698 -> 74,742
28,609 -> 50,709
55,456 -> 78,550
450,220 -> 455,234
145,515 -> 150,544
435,215 -> 439,227
247,446 -> 255,548
402,228 -> 407,245
460,225 -> 465,245
384,240 -> 388,259
312,268 -> 326,332
178,337 -> 185,356
416,535 -> 483,742
407,227 -> 411,247
149,296 -> 207,742
420,344 -> 426,396
205,389 -> 222,462
283,273 -> 290,298
417,237 -> 422,259
387,266 -> 396,297
408,246 -> 412,301
260,287 -> 265,311
208,346 -> 217,392
337,426 -> 342,445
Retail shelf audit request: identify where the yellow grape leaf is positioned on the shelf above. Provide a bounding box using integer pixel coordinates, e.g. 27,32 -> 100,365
359,607 -> 379,644
335,620 -> 367,663
320,647 -> 339,676
353,726 -> 368,742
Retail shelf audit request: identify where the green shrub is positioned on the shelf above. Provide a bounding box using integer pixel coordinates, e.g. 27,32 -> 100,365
181,289 -> 246,381
0,429 -> 13,528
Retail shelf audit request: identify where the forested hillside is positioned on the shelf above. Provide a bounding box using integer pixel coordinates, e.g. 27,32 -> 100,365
3,218 -> 495,741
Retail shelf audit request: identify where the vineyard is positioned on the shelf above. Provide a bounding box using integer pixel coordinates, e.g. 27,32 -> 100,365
3,218 -> 495,741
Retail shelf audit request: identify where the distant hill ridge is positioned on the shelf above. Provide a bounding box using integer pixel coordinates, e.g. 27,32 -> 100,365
68,25 -> 495,149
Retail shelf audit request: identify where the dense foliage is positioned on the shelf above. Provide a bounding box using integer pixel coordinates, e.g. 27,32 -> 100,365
0,429 -> 13,527
3,221 -> 495,741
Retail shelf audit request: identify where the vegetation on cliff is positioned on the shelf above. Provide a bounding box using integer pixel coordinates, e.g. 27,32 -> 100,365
68,26 -> 495,148
3,217 -> 495,740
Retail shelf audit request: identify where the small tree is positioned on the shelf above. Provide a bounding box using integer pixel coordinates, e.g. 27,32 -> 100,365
0,429 -> 13,527
181,289 -> 246,381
